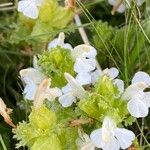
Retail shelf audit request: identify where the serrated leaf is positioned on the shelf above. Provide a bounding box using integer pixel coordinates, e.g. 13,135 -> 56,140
31,134 -> 61,150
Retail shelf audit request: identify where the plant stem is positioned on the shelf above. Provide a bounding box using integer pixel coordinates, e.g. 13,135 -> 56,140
74,14 -> 90,45
0,134 -> 7,150
0,2 -> 13,7
136,119 -> 150,147
140,118 -> 144,147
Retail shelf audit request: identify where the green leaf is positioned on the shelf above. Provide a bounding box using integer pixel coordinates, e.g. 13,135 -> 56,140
31,135 -> 61,150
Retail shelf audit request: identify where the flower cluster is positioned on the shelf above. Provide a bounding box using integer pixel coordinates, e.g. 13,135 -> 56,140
15,32 -> 150,150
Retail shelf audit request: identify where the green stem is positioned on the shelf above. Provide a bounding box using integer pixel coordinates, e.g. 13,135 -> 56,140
136,119 -> 150,147
0,134 -> 7,150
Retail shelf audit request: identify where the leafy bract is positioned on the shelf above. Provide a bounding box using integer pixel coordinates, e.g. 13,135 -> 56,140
13,106 -> 57,148
30,135 -> 61,150
79,76 -> 134,125
38,47 -> 75,87
13,105 -> 79,149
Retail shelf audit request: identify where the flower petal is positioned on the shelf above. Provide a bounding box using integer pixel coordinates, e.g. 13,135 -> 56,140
90,69 -> 102,84
127,98 -> 148,118
114,79 -> 124,93
121,82 -> 148,100
18,0 -> 31,12
143,92 -> 150,107
23,2 -> 39,19
72,44 -> 97,59
62,84 -> 72,93
117,4 -> 126,13
20,68 -> 46,84
132,71 -> 150,85
24,82 -> 38,100
58,93 -> 76,107
63,43 -> 73,50
90,129 -> 104,148
103,137 -> 120,150
74,58 -> 96,73
107,67 -> 119,79
48,32 -> 72,50
76,72 -> 91,85
108,0 -> 116,5
102,116 -> 116,142
64,73 -> 86,98
114,128 -> 135,149
48,39 -> 59,49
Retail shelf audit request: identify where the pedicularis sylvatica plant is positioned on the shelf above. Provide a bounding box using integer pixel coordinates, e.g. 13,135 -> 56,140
0,0 -> 150,150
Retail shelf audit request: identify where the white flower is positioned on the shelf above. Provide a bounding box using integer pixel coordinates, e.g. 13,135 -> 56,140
18,0 -> 43,19
74,58 -> 97,73
74,58 -> 98,85
121,71 -> 150,118
127,91 -> 150,118
48,32 -> 73,50
58,73 -> 86,107
34,79 -> 62,109
72,44 -> 100,85
75,69 -> 102,85
132,71 -> 150,86
76,129 -> 95,150
71,44 -> 97,59
75,65 -> 120,86
20,56 -> 46,100
108,0 -> 145,13
90,116 -> 135,150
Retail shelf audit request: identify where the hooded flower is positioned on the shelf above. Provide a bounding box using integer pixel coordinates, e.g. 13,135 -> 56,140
73,45 -> 121,86
20,56 -> 46,100
121,71 -> 150,118
72,44 -> 101,85
48,32 -> 73,50
34,79 -> 62,109
18,0 -> 44,19
58,73 -> 86,107
90,116 -> 135,150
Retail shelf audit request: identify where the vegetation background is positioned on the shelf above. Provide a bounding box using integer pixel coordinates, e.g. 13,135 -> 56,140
0,0 -> 150,149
